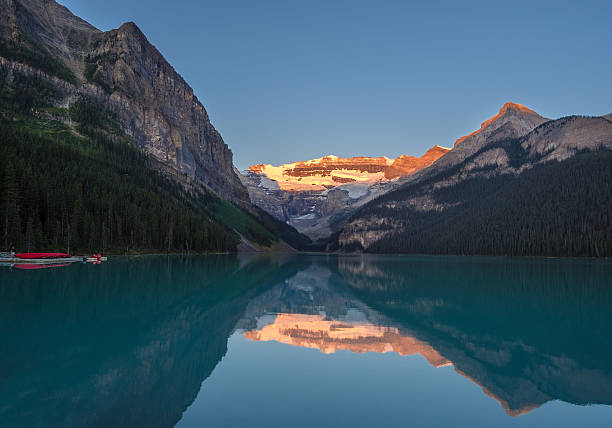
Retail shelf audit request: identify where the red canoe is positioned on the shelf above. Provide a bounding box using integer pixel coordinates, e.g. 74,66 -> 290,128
14,253 -> 72,259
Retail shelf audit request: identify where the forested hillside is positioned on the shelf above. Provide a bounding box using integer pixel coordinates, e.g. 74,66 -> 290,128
0,69 -> 284,254
362,150 -> 612,257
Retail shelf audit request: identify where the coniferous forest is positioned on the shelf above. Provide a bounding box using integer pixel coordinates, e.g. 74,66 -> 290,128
363,150 -> 612,257
0,69 -> 284,254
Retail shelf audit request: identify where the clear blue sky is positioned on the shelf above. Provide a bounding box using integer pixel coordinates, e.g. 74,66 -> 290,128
60,0 -> 612,170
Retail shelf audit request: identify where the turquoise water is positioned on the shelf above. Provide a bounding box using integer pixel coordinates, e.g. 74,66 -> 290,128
0,255 -> 610,427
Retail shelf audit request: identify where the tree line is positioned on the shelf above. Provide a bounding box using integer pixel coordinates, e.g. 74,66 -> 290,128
0,122 -> 241,254
363,150 -> 612,257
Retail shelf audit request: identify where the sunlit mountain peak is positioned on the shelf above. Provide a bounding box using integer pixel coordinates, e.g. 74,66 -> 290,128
247,147 -> 450,191
454,102 -> 542,147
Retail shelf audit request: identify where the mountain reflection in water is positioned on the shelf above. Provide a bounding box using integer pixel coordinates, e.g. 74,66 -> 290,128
244,313 -> 451,367
238,258 -> 612,418
0,254 -> 610,427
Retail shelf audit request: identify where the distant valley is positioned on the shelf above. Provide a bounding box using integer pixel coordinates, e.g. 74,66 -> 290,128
240,146 -> 449,240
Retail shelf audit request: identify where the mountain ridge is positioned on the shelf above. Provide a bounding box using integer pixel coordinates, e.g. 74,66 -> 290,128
247,145 -> 451,191
336,111 -> 612,255
425,101 -> 549,177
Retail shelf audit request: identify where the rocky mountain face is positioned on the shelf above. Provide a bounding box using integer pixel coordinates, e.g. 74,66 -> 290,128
241,146 -> 450,241
337,104 -> 612,253
0,0 -> 250,206
418,102 -> 548,179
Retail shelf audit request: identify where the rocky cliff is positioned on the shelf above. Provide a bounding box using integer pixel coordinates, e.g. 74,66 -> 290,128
241,146 -> 450,240
0,0 -> 250,206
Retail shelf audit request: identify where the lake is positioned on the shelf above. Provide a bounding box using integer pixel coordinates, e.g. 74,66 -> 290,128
0,254 -> 610,427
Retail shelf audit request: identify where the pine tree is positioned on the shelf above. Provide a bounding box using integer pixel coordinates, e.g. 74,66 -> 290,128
1,161 -> 21,251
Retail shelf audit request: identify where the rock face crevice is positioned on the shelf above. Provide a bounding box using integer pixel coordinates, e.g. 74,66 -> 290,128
1,0 -> 250,206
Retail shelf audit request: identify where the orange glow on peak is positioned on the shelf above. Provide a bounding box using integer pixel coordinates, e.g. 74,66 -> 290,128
500,102 -> 535,113
247,147 -> 450,191
454,102 -> 538,148
248,164 -> 266,174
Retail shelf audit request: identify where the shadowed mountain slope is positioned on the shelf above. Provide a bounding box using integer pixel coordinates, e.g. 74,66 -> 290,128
336,105 -> 612,256
1,0 -> 248,204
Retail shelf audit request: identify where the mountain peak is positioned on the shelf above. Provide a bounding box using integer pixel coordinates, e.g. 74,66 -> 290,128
430,144 -> 452,152
499,102 -> 538,115
118,21 -> 146,38
119,21 -> 139,30
454,102 -> 543,147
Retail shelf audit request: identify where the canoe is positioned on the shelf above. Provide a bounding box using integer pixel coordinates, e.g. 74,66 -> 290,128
1,252 -> 107,265
1,257 -> 81,264
14,253 -> 72,259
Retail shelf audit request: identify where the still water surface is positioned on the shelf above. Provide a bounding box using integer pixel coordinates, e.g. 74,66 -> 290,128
0,255 -> 611,427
